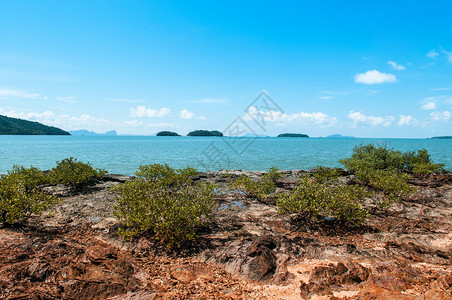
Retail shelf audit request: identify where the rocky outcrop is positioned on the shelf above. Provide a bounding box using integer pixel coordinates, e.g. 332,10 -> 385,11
1,170 -> 451,299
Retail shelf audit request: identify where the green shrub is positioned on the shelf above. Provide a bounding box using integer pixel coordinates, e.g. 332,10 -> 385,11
113,164 -> 216,247
49,157 -> 107,187
404,149 -> 445,174
0,165 -> 58,224
276,177 -> 370,225
355,168 -> 415,208
339,144 -> 406,172
339,144 -> 444,174
311,166 -> 342,183
228,166 -> 282,202
338,144 -> 426,207
134,163 -> 198,185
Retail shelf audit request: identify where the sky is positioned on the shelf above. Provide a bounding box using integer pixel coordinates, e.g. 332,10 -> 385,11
0,0 -> 451,138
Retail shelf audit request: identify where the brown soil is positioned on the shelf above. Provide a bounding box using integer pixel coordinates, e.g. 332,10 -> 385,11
1,171 -> 451,299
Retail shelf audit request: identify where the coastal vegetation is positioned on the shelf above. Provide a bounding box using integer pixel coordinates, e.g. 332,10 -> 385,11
0,115 -> 70,135
339,144 -> 444,175
0,144 -> 446,245
276,176 -> 370,225
277,133 -> 309,138
113,164 -> 217,247
48,157 -> 107,189
0,166 -> 58,224
0,158 -> 106,224
156,131 -> 180,136
187,130 -> 223,137
231,145 -> 444,225
228,166 -> 282,203
337,144 -> 444,207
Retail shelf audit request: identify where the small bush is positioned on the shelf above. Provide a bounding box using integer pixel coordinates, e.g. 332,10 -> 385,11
276,177 -> 370,225
0,165 -> 58,224
339,144 -> 425,207
49,157 -> 107,188
311,166 -> 342,183
113,165 -> 216,247
134,163 -> 198,185
355,168 -> 415,208
404,149 -> 445,174
228,166 -> 282,202
339,144 -> 444,175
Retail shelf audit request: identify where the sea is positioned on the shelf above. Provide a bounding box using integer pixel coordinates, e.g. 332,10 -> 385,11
0,136 -> 451,175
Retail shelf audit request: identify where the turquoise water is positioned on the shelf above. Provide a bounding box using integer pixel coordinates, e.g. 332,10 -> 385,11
0,136 -> 451,175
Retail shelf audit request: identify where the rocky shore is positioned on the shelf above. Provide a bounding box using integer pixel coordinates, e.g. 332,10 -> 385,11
1,170 -> 451,299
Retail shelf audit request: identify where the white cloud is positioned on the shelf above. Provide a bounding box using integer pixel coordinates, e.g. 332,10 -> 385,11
180,109 -> 194,119
1,109 -> 111,130
422,95 -> 452,107
442,49 -> 452,63
130,106 -> 170,118
124,120 -> 143,127
427,50 -> 439,59
244,106 -> 337,126
387,61 -> 405,71
319,96 -> 332,100
0,88 -> 40,98
421,101 -> 437,110
398,115 -> 420,126
430,111 -> 451,121
429,87 -> 452,91
354,70 -> 397,84
179,109 -> 206,120
348,111 -> 394,127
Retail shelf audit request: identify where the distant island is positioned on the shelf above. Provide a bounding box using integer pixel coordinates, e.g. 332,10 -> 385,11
431,136 -> 452,139
324,134 -> 356,139
277,133 -> 309,138
187,130 -> 223,137
0,115 -> 70,135
156,131 -> 180,136
69,130 -> 117,136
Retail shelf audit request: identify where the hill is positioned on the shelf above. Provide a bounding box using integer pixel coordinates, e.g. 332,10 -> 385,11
0,115 -> 70,135
69,130 -> 117,136
431,136 -> 452,139
277,133 -> 309,138
156,131 -> 180,136
187,130 -> 223,137
325,134 -> 355,139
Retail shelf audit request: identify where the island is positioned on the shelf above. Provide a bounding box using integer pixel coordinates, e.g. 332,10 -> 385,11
69,130 -> 117,136
277,133 -> 309,138
324,134 -> 355,139
187,130 -> 223,137
0,115 -> 70,135
156,131 -> 180,136
431,136 -> 452,139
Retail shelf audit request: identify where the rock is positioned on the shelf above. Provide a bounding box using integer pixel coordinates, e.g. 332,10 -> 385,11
170,268 -> 196,283
300,262 -> 371,297
244,235 -> 277,282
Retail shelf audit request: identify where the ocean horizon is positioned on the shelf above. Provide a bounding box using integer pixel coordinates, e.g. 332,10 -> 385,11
1,136 -> 451,175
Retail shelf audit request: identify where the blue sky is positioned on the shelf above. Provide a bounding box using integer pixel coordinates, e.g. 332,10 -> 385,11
0,0 -> 451,137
